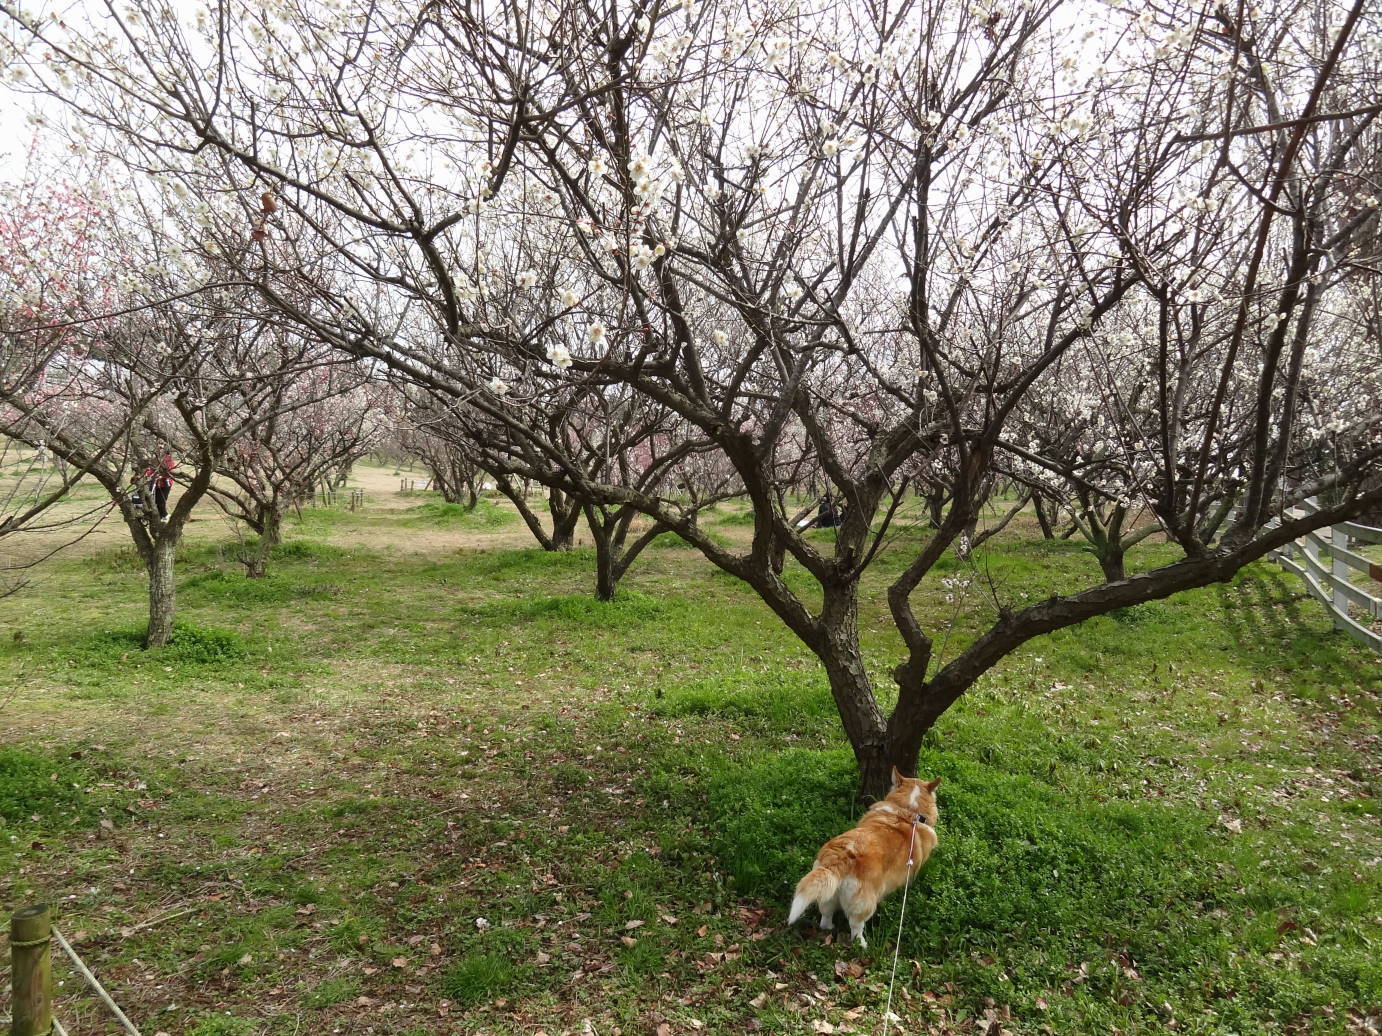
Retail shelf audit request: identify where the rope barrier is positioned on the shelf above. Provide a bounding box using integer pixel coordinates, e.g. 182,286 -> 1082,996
52,927 -> 144,1036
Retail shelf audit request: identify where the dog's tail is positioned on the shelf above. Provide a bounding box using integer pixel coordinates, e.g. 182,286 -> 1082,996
788,866 -> 840,925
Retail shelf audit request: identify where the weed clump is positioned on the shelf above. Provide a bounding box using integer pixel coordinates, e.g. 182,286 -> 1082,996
161,623 -> 253,663
74,622 -> 253,665
441,952 -> 524,1005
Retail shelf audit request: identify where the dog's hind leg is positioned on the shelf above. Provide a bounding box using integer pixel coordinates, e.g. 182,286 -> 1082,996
818,891 -> 838,931
840,886 -> 878,948
846,908 -> 874,947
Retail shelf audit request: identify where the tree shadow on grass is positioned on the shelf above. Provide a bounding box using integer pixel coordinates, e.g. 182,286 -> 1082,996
1212,569 -> 1378,701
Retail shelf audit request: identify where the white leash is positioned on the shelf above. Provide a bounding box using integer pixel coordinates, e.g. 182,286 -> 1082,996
881,817 -> 920,1035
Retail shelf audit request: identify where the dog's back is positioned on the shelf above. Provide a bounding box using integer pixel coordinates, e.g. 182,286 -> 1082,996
788,770 -> 940,947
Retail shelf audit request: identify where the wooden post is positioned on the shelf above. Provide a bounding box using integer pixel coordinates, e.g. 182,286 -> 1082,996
10,903 -> 53,1036
1332,526 -> 1350,631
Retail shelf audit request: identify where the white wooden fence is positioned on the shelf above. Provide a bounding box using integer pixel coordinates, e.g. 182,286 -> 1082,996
1267,498 -> 1382,652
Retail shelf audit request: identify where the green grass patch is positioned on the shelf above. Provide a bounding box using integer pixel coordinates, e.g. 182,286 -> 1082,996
650,672 -> 835,728
180,569 -> 343,604
461,588 -> 668,625
403,498 -> 514,528
0,747 -> 91,826
714,508 -> 758,526
705,748 -> 859,892
186,1014 -> 258,1036
271,539 -> 347,562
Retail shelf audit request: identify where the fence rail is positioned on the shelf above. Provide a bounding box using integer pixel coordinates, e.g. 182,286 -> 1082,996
1268,498 -> 1382,652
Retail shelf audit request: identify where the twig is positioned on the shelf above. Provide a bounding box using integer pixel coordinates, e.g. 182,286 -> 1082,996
120,906 -> 197,938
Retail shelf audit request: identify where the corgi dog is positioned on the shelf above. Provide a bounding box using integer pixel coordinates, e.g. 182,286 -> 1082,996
788,769 -> 941,947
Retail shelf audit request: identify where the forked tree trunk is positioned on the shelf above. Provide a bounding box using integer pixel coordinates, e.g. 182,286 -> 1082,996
587,505 -> 658,602
145,538 -> 177,649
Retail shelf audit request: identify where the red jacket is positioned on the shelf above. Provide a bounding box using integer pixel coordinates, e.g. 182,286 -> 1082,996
145,455 -> 175,489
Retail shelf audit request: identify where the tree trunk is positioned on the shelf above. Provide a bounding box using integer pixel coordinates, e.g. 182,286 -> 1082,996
495,477 -> 555,549
247,509 -> 282,579
435,474 -> 461,503
1097,546 -> 1126,582
816,583 -> 890,801
583,504 -> 618,600
549,489 -> 580,551
881,684 -> 946,788
855,742 -> 896,805
594,536 -> 616,601
1033,494 -> 1057,539
145,538 -> 177,649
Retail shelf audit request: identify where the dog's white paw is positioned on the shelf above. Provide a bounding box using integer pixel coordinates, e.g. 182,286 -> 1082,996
819,915 -> 834,930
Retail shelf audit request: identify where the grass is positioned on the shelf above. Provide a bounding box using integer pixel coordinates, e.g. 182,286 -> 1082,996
0,475 -> 1378,1034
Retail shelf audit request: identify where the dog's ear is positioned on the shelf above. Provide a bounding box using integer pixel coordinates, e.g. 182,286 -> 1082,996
890,766 -> 904,790
924,777 -> 942,793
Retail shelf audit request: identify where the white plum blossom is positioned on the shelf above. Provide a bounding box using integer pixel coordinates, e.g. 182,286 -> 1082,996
487,377 -> 510,396
515,270 -> 538,289
546,343 -> 573,370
